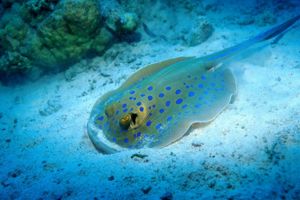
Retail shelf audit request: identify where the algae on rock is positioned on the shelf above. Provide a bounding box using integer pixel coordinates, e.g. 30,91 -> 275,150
31,0 -> 113,69
0,0 -> 117,78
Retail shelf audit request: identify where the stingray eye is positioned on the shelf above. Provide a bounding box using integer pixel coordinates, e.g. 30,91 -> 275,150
119,113 -> 139,130
119,114 -> 131,130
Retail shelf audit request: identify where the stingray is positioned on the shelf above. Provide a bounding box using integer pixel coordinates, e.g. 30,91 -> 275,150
87,15 -> 300,153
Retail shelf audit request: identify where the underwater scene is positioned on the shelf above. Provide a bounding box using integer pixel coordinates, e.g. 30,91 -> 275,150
1,0 -> 300,199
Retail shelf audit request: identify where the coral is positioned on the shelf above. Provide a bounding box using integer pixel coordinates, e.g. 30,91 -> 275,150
31,0 -> 112,68
0,4 -> 28,51
0,0 -> 116,77
105,10 -> 139,34
20,0 -> 59,26
184,17 -> 214,46
115,12 -> 139,34
1,0 -> 24,8
0,51 -> 32,74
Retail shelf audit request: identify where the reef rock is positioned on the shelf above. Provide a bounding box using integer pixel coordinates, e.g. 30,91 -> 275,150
184,17 -> 214,47
0,0 -> 139,81
32,0 -> 111,69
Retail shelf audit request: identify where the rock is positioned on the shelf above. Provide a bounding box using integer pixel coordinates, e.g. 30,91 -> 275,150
130,153 -> 149,163
104,7 -> 139,35
21,0 -> 59,26
141,186 -> 152,194
116,12 -> 139,34
0,51 -> 32,74
33,0 -> 111,69
184,17 -> 214,46
0,0 -> 115,80
108,176 -> 114,181
39,99 -> 62,116
8,169 -> 22,178
0,0 -> 143,82
130,153 -> 148,159
160,192 -> 173,200
64,62 -> 86,82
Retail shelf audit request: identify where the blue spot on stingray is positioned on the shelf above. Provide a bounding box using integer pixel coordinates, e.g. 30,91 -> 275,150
97,116 -> 104,121
166,86 -> 171,91
201,75 -> 206,80
175,89 -> 181,94
113,138 -> 117,142
122,103 -> 127,108
123,109 -> 128,113
156,123 -> 162,130
129,97 -> 136,100
139,107 -> 144,112
148,86 -> 153,91
124,138 -> 129,143
136,102 -> 142,106
198,84 -> 204,88
182,104 -> 188,109
176,98 -> 183,104
159,93 -> 164,98
159,108 -> 164,113
130,90 -> 135,94
140,94 -> 145,97
149,113 -> 153,116
146,120 -> 152,127
137,132 -> 141,137
165,101 -> 171,107
188,91 -> 195,97
148,95 -> 153,101
167,116 -> 172,121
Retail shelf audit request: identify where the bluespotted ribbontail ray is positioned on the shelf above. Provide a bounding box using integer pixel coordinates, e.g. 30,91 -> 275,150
87,15 -> 300,153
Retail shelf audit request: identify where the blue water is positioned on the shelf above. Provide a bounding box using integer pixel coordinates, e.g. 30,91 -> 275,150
1,0 -> 300,199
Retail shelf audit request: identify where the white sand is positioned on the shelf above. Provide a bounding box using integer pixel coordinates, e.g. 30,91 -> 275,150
1,2 -> 300,199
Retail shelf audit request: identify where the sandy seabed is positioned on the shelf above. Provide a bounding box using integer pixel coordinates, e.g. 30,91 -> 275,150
1,2 -> 300,199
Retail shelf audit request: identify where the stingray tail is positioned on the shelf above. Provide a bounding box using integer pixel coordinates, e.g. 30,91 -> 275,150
202,14 -> 300,63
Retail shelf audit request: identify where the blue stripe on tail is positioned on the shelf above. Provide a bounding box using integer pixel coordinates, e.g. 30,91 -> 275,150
203,15 -> 300,63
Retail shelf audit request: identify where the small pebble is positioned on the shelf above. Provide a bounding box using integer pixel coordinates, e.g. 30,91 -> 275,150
8,169 -> 22,178
100,72 -> 110,77
141,186 -> 152,194
160,192 -> 173,200
108,176 -> 114,181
